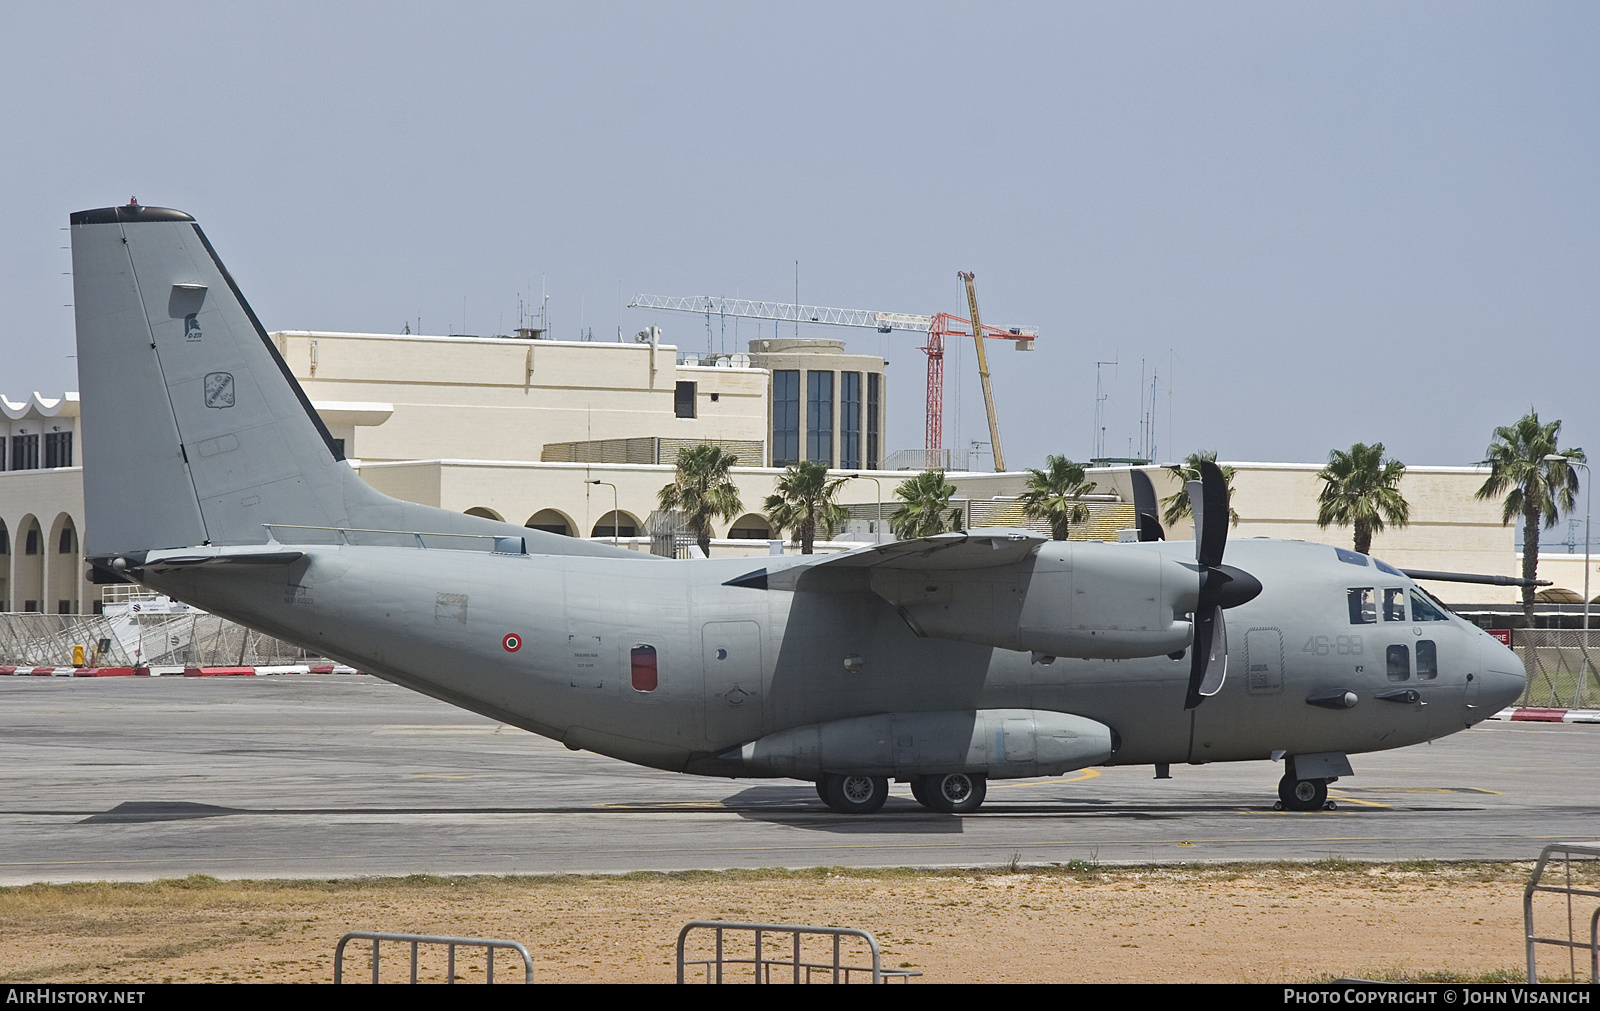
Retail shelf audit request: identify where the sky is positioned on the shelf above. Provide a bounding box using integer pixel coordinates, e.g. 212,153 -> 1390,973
3,2 -> 1596,472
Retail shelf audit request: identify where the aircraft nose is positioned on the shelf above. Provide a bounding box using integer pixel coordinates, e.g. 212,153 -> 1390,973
1479,636 -> 1527,711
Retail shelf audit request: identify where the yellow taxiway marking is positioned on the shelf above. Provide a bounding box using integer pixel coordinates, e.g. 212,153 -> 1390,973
990,769 -> 1101,791
1326,792 -> 1391,809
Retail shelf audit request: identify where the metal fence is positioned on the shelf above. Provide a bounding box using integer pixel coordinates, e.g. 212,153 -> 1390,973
1524,842 -> 1600,983
0,611 -> 325,667
1512,630 -> 1600,709
676,920 -> 919,983
334,931 -> 534,984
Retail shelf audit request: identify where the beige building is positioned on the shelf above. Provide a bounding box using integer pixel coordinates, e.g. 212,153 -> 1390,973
2,329 -> 1589,612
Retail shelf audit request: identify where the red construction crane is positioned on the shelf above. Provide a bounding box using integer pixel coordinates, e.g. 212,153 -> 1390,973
629,282 -> 1035,467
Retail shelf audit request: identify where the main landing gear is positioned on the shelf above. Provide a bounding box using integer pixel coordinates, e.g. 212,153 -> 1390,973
816,772 -> 989,814
1275,773 -> 1336,812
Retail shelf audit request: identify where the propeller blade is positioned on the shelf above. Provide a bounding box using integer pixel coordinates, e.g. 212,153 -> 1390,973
1196,459 -> 1229,569
1130,469 -> 1165,542
1138,511 -> 1166,543
1187,480 -> 1205,561
1185,604 -> 1229,710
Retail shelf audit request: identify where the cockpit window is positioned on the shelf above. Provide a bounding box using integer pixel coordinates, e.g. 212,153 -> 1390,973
1387,644 -> 1410,681
1410,590 -> 1449,622
1382,588 -> 1407,622
1416,640 -> 1438,680
1373,558 -> 1403,577
1336,547 -> 1369,567
1348,588 -> 1376,624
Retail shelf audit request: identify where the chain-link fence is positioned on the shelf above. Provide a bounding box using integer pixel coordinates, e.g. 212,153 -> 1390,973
1512,630 -> 1600,709
0,612 -> 326,668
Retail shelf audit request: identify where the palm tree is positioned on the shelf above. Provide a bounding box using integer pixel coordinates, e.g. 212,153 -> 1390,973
1018,455 -> 1097,540
764,461 -> 849,555
657,444 -> 744,556
1316,442 -> 1410,554
1475,410 -> 1585,621
890,469 -> 963,540
1161,451 -> 1240,529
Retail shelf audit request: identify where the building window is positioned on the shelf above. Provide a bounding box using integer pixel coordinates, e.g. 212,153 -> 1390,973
773,370 -> 800,466
11,434 -> 38,471
675,381 -> 697,419
0,527 -> 8,554
867,373 -> 880,470
57,600 -> 75,615
59,527 -> 75,554
44,432 -> 72,469
24,600 -> 39,613
630,644 -> 658,692
840,372 -> 861,470
25,529 -> 40,555
806,370 -> 833,466
331,438 -> 346,457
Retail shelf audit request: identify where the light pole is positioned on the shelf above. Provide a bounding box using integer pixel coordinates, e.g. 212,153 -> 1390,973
1545,455 -> 1590,706
848,473 -> 884,542
587,479 -> 619,545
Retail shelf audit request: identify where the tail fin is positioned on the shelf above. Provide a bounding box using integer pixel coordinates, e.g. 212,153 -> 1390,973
71,202 -> 630,561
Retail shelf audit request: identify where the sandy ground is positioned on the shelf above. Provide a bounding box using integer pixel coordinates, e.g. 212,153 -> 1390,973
0,862 -> 1588,984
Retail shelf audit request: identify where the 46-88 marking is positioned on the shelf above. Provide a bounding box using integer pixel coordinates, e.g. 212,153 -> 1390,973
1302,634 -> 1363,656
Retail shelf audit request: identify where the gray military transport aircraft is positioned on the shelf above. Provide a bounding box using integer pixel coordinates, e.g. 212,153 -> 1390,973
70,202 -> 1528,815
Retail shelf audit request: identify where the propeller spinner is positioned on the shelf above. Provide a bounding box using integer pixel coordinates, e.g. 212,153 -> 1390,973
1184,460 -> 1262,709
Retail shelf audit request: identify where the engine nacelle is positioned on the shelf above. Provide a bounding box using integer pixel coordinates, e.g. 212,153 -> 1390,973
722,708 -> 1114,780
871,540 -> 1198,660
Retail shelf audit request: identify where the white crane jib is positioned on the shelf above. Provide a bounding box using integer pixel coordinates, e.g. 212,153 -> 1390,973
627,294 -> 933,334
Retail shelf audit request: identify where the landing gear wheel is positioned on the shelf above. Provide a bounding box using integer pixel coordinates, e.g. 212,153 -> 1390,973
815,780 -> 829,804
908,777 -> 931,808
821,773 -> 889,814
916,773 -> 987,814
1277,774 -> 1328,812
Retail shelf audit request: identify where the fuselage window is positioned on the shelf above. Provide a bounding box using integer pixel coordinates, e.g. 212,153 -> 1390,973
1382,588 -> 1407,622
1386,644 -> 1410,682
630,644 -> 658,692
1336,547 -> 1369,566
1409,590 -> 1449,622
1348,588 -> 1376,625
1416,640 -> 1437,680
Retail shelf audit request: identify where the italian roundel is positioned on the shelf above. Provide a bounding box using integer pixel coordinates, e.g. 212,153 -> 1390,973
502,633 -> 522,652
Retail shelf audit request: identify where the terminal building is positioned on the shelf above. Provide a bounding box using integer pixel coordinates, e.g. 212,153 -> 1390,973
0,329 -> 1586,616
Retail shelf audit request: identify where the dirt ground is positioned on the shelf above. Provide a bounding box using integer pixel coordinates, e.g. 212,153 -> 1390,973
0,861 -> 1587,984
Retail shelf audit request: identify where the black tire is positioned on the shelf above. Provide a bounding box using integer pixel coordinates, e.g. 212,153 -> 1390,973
815,779 -> 829,804
1277,774 -> 1328,812
919,772 -> 987,814
821,773 -> 889,814
908,777 -> 931,808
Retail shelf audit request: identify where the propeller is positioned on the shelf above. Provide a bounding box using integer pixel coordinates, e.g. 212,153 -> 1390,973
1184,460 -> 1262,709
1129,469 -> 1165,542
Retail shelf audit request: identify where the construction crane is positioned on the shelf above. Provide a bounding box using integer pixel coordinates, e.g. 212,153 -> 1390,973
628,283 -> 1035,468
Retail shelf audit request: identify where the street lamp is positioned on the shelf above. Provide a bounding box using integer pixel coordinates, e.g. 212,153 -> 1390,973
587,479 -> 619,546
847,472 -> 884,542
1544,455 -> 1590,705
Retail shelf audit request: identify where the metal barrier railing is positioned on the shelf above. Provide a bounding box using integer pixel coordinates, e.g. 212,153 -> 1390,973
334,931 -> 534,984
675,920 -> 919,983
1524,842 -> 1600,983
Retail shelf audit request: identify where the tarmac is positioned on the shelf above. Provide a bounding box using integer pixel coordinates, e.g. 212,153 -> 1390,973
0,673 -> 1594,884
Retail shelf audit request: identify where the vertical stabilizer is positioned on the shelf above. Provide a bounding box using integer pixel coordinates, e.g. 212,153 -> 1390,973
73,204 -> 350,555
72,203 -> 642,562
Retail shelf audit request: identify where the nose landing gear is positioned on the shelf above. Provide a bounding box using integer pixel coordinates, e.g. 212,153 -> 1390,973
1275,773 -> 1336,812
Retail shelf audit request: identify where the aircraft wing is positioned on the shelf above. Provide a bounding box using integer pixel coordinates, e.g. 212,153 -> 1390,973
727,528 -> 1046,592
